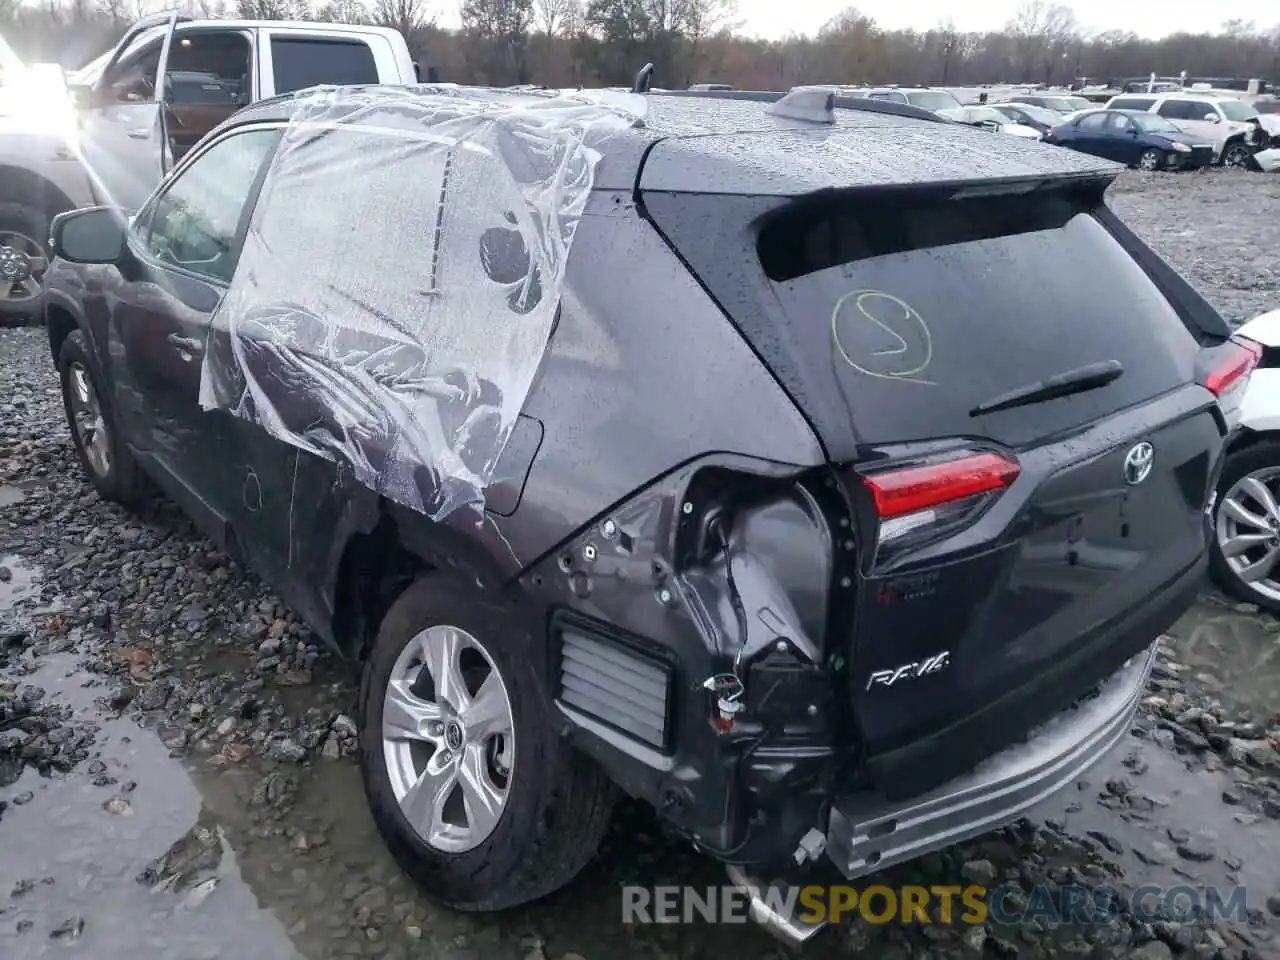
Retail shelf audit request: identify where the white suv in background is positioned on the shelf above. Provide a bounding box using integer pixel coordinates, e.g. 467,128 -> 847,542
1103,92 -> 1274,166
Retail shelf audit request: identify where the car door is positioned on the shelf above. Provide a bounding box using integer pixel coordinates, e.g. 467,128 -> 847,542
109,124 -> 281,550
76,14 -> 180,213
160,26 -> 256,163
1067,111 -> 1112,157
1105,113 -> 1149,164
1156,98 -> 1218,143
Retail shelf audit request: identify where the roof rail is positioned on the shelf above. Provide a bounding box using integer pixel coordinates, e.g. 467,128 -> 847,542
650,87 -> 949,124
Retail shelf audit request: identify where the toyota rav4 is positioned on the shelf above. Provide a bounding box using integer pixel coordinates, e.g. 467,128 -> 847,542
40,84 -> 1258,943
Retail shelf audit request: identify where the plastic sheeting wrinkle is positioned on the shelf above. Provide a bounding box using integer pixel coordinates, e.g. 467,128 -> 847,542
198,85 -> 638,521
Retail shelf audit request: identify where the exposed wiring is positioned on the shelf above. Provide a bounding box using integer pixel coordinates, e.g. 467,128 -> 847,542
713,515 -> 751,677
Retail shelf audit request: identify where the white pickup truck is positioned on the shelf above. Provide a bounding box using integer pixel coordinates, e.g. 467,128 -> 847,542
0,11 -> 419,320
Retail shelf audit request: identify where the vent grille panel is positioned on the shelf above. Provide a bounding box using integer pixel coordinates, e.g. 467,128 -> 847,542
558,629 -> 671,750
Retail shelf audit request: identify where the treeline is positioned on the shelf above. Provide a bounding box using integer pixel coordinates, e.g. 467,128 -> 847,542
3,0 -> 1279,92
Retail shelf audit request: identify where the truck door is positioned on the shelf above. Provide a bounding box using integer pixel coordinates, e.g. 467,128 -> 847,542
77,12 -> 181,213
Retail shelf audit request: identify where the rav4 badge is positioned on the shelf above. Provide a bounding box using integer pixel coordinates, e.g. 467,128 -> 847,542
865,651 -> 951,691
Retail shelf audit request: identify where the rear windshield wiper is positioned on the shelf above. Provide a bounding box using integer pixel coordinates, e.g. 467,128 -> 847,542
969,359 -> 1124,417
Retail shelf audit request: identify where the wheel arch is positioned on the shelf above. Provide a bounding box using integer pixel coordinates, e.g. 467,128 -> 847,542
0,164 -> 78,217
328,497 -> 528,663
46,298 -> 80,365
1227,426 -> 1280,457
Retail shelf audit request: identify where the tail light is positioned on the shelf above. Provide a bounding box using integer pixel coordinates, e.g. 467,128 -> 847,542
1203,337 -> 1262,427
862,451 -> 1020,546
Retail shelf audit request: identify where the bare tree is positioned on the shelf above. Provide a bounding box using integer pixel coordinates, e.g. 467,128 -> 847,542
1006,0 -> 1078,82
533,0 -> 573,36
373,0 -> 435,37
236,0 -> 304,18
314,0 -> 368,22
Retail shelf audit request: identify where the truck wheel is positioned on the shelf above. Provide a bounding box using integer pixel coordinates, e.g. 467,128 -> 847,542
1209,439 -> 1280,613
58,330 -> 148,505
0,201 -> 52,325
1221,142 -> 1252,168
357,573 -> 615,911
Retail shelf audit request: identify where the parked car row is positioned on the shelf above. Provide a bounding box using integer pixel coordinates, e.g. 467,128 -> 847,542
836,84 -> 1278,170
1043,110 -> 1217,170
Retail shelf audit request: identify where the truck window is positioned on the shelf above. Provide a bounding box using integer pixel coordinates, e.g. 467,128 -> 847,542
271,37 -> 379,94
166,31 -> 251,106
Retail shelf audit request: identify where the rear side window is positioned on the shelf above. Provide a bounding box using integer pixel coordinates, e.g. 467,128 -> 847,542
1077,112 -> 1107,130
1157,100 -> 1198,120
1110,97 -> 1154,111
756,191 -> 1198,447
271,37 -> 378,94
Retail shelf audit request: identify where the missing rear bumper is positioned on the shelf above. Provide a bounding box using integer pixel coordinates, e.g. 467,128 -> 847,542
826,641 -> 1156,879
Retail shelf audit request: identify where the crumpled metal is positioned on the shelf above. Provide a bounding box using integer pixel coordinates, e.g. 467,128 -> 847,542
199,84 -> 640,520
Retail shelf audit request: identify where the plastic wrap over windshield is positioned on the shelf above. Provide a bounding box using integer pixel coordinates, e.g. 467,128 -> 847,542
199,85 -> 637,520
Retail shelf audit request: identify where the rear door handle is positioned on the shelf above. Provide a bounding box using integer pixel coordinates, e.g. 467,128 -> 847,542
167,334 -> 204,358
127,127 -> 150,140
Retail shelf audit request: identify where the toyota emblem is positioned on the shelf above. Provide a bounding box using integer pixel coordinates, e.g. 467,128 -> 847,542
1123,442 -> 1154,486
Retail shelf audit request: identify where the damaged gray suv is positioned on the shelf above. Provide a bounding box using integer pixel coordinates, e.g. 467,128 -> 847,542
42,83 -> 1258,941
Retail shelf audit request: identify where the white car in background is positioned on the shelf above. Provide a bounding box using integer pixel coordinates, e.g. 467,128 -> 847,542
1211,308 -> 1280,609
1103,92 -> 1275,166
1007,93 -> 1096,115
852,86 -> 967,117
942,104 -> 1042,138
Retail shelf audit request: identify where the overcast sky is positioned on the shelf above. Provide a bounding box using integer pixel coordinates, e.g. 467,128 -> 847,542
730,0 -> 1277,39
435,1 -> 1277,40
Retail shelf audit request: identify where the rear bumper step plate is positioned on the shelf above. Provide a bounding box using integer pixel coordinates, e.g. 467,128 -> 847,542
826,641 -> 1157,878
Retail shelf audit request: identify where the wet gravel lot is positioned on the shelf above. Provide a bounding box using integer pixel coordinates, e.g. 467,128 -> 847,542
2,168 -> 1280,959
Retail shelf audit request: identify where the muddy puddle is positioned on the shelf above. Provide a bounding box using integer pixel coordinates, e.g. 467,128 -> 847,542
1163,590 -> 1280,721
1,561 -> 1278,959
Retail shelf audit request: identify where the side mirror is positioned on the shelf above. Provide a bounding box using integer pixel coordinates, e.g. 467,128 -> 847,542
1205,113 -> 1221,123
50,207 -> 127,265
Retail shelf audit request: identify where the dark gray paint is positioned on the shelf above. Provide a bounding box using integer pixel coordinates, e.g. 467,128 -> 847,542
485,190 -> 823,568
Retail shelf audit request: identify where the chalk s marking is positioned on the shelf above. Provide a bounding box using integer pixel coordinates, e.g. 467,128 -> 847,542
831,289 -> 934,385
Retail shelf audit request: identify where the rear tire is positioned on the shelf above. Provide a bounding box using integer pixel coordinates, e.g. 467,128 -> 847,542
57,330 -> 148,505
1137,149 -> 1164,171
1209,439 -> 1280,613
357,573 -> 615,911
0,201 -> 52,325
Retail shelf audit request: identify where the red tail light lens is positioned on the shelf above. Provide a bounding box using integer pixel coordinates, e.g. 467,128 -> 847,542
863,452 -> 1021,519
1205,338 -> 1262,398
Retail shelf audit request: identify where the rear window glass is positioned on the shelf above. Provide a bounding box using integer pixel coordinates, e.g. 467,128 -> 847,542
271,37 -> 378,94
757,191 -> 1198,446
1111,97 -> 1154,111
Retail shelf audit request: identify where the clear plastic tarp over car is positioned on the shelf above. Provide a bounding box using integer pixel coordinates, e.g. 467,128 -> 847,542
198,85 -> 640,520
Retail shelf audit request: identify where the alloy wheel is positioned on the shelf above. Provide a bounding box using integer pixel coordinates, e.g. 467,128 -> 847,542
0,229 -> 49,305
381,624 -> 515,853
68,362 -> 111,477
1139,150 -> 1162,171
1216,466 -> 1280,604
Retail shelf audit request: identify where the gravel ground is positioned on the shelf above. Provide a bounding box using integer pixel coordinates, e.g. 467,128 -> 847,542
1,169 -> 1280,960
